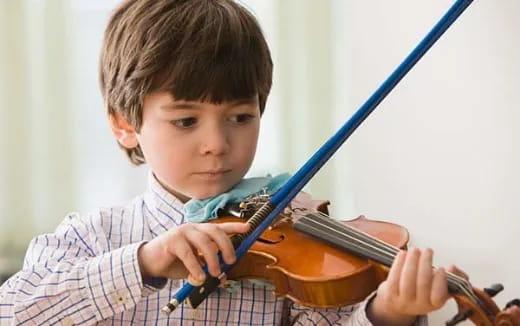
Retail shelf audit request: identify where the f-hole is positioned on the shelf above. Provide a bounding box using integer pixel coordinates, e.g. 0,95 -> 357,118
257,234 -> 285,244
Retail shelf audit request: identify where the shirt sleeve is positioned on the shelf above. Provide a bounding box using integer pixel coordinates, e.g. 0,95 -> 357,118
0,213 -> 149,325
289,292 -> 428,326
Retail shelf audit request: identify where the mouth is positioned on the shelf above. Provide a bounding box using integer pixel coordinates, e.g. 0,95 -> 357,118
193,169 -> 231,179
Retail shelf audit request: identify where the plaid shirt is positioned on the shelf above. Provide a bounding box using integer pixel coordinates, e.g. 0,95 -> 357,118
0,174 -> 427,325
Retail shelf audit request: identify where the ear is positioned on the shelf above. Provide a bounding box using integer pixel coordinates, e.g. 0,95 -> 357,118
109,112 -> 139,149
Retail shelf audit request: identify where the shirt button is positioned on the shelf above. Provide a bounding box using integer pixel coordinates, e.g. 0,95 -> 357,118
113,291 -> 129,305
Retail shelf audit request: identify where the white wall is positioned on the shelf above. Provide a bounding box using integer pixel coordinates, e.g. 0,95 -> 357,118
331,1 -> 520,324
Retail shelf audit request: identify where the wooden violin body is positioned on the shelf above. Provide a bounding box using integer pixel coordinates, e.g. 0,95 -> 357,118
214,214 -> 407,308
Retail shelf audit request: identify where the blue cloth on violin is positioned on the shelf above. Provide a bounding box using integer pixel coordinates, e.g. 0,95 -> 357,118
184,173 -> 291,223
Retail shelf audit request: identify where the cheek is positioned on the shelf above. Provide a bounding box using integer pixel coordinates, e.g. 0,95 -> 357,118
138,126 -> 190,175
235,126 -> 259,163
144,140 -> 194,193
154,142 -> 189,172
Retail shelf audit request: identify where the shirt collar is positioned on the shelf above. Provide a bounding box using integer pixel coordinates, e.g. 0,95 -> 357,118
144,172 -> 185,227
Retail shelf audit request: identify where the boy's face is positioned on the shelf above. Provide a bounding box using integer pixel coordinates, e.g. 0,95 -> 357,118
117,91 -> 261,202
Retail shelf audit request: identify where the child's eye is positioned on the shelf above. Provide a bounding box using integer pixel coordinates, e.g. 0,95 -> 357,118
171,117 -> 197,128
230,114 -> 255,124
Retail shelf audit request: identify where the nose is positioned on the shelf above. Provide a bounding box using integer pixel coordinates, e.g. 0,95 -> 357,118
199,122 -> 230,156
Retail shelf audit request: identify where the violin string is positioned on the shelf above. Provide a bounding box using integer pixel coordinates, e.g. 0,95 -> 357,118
295,213 -> 398,267
309,213 -> 473,288
299,222 -> 395,267
282,211 -> 392,265
309,213 -> 485,308
293,212 -> 483,309
307,213 -> 399,261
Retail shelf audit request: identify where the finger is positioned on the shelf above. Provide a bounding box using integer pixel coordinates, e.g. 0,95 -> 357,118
387,250 -> 407,295
446,264 -> 469,281
187,274 -> 206,287
184,228 -> 222,278
215,222 -> 250,234
195,223 -> 237,265
430,267 -> 449,309
168,237 -> 206,282
416,248 -> 434,306
189,242 -> 209,267
400,247 -> 421,301
163,259 -> 189,280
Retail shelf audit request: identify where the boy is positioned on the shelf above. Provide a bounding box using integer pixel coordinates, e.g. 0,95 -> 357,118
0,0 -> 463,325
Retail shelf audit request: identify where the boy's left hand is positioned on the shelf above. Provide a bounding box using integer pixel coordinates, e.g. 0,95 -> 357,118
367,247 -> 468,326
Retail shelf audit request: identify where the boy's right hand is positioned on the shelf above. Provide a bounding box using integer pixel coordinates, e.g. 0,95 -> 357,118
137,222 -> 249,283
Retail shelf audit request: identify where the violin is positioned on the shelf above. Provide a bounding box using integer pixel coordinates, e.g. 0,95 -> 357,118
206,192 -> 520,326
213,192 -> 408,308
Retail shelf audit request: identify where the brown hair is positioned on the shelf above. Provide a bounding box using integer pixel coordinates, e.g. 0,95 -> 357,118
99,0 -> 273,165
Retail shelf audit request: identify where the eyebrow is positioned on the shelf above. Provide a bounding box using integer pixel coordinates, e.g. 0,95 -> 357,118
160,97 -> 258,111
